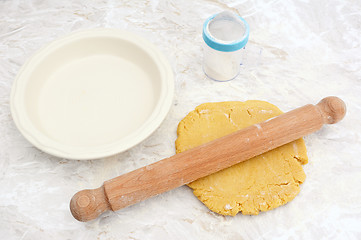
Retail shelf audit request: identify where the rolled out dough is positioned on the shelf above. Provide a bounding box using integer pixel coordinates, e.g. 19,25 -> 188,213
175,101 -> 308,216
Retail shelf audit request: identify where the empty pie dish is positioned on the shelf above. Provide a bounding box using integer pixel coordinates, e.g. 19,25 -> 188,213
11,29 -> 174,160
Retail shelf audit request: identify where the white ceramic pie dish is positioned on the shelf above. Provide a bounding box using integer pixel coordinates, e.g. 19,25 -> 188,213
11,29 -> 174,160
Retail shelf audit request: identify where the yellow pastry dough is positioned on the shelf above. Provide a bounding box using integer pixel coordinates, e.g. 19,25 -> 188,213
175,101 -> 308,216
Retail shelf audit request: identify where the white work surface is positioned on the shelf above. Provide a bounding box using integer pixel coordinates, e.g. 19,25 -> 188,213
1,1 -> 360,239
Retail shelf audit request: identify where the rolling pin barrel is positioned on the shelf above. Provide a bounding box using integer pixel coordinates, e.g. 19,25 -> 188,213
70,96 -> 346,222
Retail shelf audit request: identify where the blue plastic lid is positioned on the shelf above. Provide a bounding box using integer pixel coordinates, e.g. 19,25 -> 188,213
203,13 -> 250,52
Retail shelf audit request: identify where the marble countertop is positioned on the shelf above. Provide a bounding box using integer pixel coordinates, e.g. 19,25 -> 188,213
1,0 -> 361,239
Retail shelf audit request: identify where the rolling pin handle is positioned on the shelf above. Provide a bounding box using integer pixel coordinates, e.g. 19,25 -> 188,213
316,96 -> 346,124
70,186 -> 111,222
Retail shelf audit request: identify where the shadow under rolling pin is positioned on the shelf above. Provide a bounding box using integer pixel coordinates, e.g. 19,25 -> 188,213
70,96 -> 346,222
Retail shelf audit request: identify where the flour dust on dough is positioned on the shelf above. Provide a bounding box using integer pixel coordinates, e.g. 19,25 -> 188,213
175,101 -> 308,216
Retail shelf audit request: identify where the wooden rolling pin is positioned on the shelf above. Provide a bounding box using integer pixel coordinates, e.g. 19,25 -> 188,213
70,96 -> 346,222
